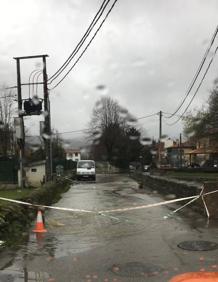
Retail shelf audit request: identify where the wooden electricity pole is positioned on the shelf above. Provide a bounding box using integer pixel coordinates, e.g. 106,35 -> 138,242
14,54 -> 52,184
42,55 -> 52,181
158,110 -> 162,165
14,58 -> 25,188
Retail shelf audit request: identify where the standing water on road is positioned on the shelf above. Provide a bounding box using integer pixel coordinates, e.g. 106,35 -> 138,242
0,175 -> 218,281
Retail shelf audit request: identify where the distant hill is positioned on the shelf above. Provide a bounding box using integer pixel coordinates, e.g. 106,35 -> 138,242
62,136 -> 91,149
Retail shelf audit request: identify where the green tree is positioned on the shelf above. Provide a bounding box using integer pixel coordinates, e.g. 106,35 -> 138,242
184,80 -> 218,141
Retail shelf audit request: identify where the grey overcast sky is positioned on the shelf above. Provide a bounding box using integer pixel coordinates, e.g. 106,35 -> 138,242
0,0 -> 218,140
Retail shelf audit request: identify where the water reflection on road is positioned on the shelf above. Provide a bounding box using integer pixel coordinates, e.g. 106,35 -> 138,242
0,174 -> 218,281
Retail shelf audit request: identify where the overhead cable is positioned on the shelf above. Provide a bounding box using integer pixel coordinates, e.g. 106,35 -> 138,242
48,0 -> 111,83
168,45 -> 218,126
49,0 -> 118,90
54,112 -> 158,135
167,25 -> 218,118
136,112 -> 159,120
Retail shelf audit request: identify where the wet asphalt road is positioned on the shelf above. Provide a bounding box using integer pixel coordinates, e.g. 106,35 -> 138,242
0,174 -> 218,282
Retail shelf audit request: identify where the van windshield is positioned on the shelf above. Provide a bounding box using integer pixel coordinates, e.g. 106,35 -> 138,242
77,161 -> 95,168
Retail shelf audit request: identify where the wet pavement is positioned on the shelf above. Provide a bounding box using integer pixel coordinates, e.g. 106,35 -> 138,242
0,174 -> 218,281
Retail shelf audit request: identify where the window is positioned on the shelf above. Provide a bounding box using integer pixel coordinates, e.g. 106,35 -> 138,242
31,168 -> 37,172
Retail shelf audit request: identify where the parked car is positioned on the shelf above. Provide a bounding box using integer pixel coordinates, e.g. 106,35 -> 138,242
76,160 -> 96,181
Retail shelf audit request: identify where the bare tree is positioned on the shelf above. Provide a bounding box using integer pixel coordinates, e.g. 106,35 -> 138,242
89,96 -> 140,165
0,86 -> 15,157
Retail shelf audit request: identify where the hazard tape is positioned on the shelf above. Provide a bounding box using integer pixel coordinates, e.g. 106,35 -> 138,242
0,189 -> 217,216
0,197 -> 94,213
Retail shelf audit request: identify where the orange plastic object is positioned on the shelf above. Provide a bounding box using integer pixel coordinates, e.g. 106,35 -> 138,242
33,210 -> 47,233
169,272 -> 218,282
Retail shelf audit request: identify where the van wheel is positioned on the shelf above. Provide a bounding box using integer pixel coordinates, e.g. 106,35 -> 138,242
92,175 -> 96,181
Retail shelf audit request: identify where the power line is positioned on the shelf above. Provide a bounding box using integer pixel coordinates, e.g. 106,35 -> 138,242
167,25 -> 218,119
55,112 -> 159,135
162,111 -> 185,118
168,45 -> 218,126
136,112 -> 159,120
48,0 -> 111,83
26,128 -> 89,138
57,128 -> 90,135
26,112 -> 159,137
49,0 -> 118,90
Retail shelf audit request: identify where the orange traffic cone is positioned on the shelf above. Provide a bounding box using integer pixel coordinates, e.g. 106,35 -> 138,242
33,210 -> 47,233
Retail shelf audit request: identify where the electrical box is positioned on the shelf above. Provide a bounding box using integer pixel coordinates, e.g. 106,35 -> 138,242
23,97 -> 43,115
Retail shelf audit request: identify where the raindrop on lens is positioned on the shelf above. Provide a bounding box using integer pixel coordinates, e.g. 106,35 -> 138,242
43,111 -> 49,117
129,135 -> 139,141
127,117 -> 137,123
93,139 -> 100,145
165,194 -> 176,200
42,133 -> 50,140
32,96 -> 40,105
140,137 -> 151,146
18,109 -> 25,115
119,107 -> 128,117
35,62 -> 42,68
96,84 -> 106,90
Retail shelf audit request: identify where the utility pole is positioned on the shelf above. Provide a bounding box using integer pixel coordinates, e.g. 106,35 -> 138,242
158,110 -> 162,165
179,133 -> 182,168
14,58 -> 25,188
42,56 -> 52,181
14,54 -> 52,183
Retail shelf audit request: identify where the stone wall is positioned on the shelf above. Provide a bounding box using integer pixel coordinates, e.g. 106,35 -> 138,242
133,172 -> 218,218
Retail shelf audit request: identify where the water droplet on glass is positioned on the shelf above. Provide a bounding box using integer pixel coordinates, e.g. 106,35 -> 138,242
165,194 -> 176,200
35,62 -> 42,68
119,107 -> 128,115
96,85 -> 105,90
129,135 -> 139,141
32,95 -> 40,105
42,133 -> 50,139
93,139 -> 100,145
96,84 -> 108,95
127,116 -> 137,123
140,137 -> 151,146
43,111 -> 49,117
18,109 -> 25,115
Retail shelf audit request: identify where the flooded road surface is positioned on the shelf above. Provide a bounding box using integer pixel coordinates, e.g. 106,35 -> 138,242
0,174 -> 218,281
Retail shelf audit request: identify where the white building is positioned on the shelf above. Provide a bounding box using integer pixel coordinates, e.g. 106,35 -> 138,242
65,149 -> 81,162
18,160 -> 46,187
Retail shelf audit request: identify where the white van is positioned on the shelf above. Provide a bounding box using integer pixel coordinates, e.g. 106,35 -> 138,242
76,160 -> 96,181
